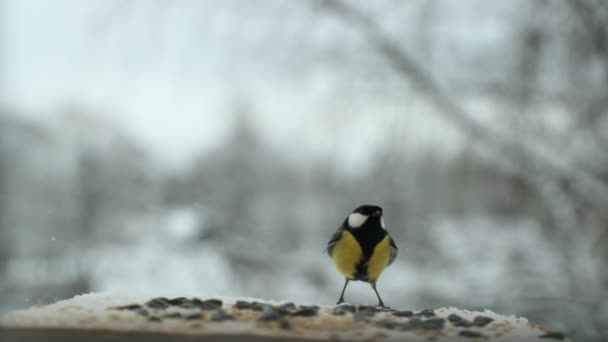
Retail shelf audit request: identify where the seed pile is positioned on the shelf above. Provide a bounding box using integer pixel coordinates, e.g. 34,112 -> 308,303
0,293 -> 569,341
114,297 -> 233,323
109,298 -> 549,339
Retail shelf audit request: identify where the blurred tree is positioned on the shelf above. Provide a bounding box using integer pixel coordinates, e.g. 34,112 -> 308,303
0,115 -> 10,273
317,0 -> 608,337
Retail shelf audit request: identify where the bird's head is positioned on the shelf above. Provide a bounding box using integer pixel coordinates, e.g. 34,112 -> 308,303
346,204 -> 385,229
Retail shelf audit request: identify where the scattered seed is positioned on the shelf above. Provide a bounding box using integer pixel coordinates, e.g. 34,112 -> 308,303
416,309 -> 435,317
403,318 -> 423,330
148,316 -> 162,322
251,302 -> 270,311
358,305 -> 381,313
115,304 -> 142,311
185,313 -> 203,320
403,318 -> 445,331
459,330 -> 484,338
377,319 -> 400,330
291,307 -> 319,317
473,315 -> 494,327
168,297 -> 188,306
298,305 -> 320,311
258,308 -> 288,322
164,312 -> 182,319
278,302 -> 296,311
453,319 -> 476,328
447,313 -> 463,322
539,332 -> 565,340
392,310 -> 414,317
333,305 -> 356,315
206,299 -> 223,307
193,298 -> 221,310
235,301 -> 253,310
179,301 -> 198,309
145,298 -> 170,309
421,318 -> 445,330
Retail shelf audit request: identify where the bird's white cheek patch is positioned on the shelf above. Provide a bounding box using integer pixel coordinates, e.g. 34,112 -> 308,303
348,213 -> 368,228
381,217 -> 386,230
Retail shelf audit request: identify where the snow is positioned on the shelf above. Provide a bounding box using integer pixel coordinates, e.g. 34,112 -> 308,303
0,292 -> 564,341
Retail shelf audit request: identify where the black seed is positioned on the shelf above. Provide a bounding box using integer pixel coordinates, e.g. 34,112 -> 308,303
179,300 -> 197,309
136,309 -> 149,317
211,308 -> 234,321
148,316 -> 162,322
185,313 -> 203,320
392,310 -> 414,317
421,318 -> 445,330
473,315 -> 494,327
459,330 -> 484,338
145,298 -> 170,309
278,302 -> 296,311
164,312 -> 182,319
416,309 -> 435,317
377,319 -> 399,330
258,308 -> 288,322
193,298 -> 221,310
116,304 -> 142,311
358,305 -> 381,313
333,305 -> 356,315
403,318 -> 424,330
168,297 -> 188,306
453,319 -> 476,328
235,301 -> 253,310
539,332 -> 565,340
298,305 -> 320,311
403,317 -> 445,331
357,306 -> 378,317
279,320 -> 291,330
206,299 -> 223,307
251,302 -> 270,311
291,307 -> 318,317
447,313 -> 463,322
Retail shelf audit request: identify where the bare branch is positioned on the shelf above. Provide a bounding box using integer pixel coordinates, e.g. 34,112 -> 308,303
320,0 -> 608,218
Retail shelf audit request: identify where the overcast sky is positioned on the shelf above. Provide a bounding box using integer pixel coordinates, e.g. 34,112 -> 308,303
1,0 -> 514,169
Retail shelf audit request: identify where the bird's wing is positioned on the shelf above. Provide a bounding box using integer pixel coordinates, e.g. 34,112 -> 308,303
324,227 -> 344,257
387,235 -> 399,266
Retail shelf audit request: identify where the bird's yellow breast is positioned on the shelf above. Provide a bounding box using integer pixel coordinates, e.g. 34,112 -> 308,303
332,231 -> 391,283
366,236 -> 390,282
331,231 -> 362,278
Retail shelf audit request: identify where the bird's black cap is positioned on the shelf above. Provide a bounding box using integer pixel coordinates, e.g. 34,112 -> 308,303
353,205 -> 383,216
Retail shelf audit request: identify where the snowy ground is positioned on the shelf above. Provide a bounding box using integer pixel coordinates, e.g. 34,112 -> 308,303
0,292 -> 568,341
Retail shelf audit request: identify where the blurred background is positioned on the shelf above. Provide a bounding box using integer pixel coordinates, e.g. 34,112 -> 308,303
1,0 -> 607,339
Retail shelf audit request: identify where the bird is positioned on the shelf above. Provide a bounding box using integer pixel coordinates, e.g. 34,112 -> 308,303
325,204 -> 398,308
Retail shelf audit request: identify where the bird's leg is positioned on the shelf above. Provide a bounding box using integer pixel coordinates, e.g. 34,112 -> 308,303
371,283 -> 387,308
336,279 -> 350,305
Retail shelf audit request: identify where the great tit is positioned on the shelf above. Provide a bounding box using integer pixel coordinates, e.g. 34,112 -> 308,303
325,204 -> 398,308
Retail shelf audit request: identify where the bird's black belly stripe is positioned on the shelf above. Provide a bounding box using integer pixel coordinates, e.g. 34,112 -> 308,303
347,223 -> 387,282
